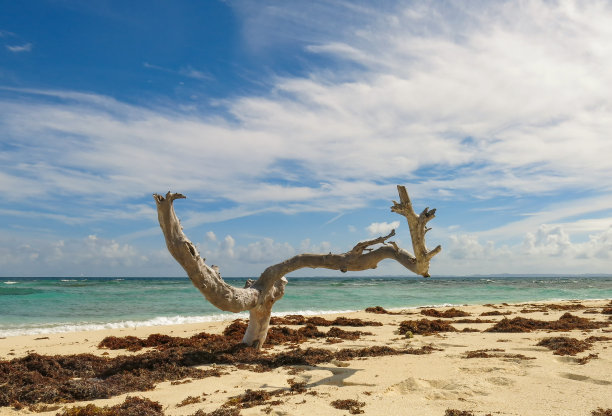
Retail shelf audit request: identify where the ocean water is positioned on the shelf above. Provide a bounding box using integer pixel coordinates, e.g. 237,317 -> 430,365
1,275 -> 611,337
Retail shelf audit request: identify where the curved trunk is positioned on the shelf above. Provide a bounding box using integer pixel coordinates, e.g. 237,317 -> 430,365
154,185 -> 440,349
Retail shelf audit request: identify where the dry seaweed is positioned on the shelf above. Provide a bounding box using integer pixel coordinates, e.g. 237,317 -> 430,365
286,378 -> 307,394
260,324 -> 370,346
520,308 -> 546,313
537,335 -> 612,356
269,315 -> 382,327
330,399 -> 365,414
331,317 -> 383,327
445,410 -> 475,416
365,306 -> 403,315
99,320 -> 371,353
454,318 -> 495,324
326,327 -> 372,340
576,353 -> 599,365
0,349 -> 227,406
56,396 -> 163,416
192,408 -> 241,416
223,389 -> 284,409
0,335 -> 431,407
480,310 -> 512,316
463,349 -> 534,360
485,313 -> 609,333
585,335 -> 612,343
602,308 -> 612,315
177,396 -> 203,407
420,308 -> 470,318
546,303 -> 586,311
537,337 -> 590,355
1,316 -> 436,408
99,329 -> 243,353
592,409 -> 612,416
398,319 -> 457,335
221,377 -> 310,413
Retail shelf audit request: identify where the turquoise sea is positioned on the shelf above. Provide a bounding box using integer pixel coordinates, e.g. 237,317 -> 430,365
1,275 -> 611,337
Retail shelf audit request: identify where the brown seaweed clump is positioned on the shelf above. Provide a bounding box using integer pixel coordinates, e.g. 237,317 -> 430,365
398,319 -> 457,335
57,396 -> 164,416
592,409 -> 612,416
463,349 -> 535,360
485,313 -> 609,333
248,324 -> 371,346
177,395 -> 203,407
223,389 -> 284,410
0,329 -> 434,408
192,408 -> 241,416
480,310 -> 512,316
602,308 -> 612,315
444,410 -> 475,416
536,337 -> 592,356
546,303 -> 586,311
99,320 -> 372,353
420,308 -> 471,318
330,399 -> 365,414
537,335 -> 612,356
365,306 -> 402,315
0,350 -> 224,407
576,354 -> 599,365
269,315 -> 383,327
453,318 -> 495,324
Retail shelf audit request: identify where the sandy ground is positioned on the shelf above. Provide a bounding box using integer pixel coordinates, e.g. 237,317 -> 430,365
1,299 -> 611,416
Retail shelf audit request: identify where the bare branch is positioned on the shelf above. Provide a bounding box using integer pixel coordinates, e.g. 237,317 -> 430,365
391,185 -> 441,277
153,193 -> 260,313
154,185 -> 440,348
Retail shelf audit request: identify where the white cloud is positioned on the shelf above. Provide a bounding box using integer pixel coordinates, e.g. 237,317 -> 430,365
523,225 -> 572,257
4,0 -> 612,212
367,221 -> 399,236
221,235 -> 236,258
235,237 -> 293,264
178,66 -> 211,80
439,224 -> 612,274
6,43 -> 32,52
299,238 -> 332,254
0,234 -> 151,276
2,1 -> 612,276
143,62 -> 211,80
206,231 -> 217,241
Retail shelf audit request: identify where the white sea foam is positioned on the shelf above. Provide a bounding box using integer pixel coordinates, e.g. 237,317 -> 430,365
0,309 -> 356,337
3,281 -> 18,284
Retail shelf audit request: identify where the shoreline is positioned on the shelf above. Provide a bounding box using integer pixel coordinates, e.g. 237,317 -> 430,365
3,297 -> 612,339
1,299 -> 611,415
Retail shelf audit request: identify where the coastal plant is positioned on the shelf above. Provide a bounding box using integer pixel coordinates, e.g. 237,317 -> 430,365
154,185 -> 440,348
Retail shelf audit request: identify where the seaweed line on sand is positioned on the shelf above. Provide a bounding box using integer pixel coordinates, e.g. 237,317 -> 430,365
0,320 -> 438,407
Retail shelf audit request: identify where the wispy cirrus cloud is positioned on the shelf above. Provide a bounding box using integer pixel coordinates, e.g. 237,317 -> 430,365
6,43 -> 32,52
143,62 -> 212,80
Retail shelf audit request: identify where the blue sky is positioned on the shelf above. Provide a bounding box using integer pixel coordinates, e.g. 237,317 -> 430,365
1,0 -> 612,278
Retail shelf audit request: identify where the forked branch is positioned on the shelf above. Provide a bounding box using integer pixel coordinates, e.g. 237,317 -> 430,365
154,185 -> 440,348
391,185 -> 442,277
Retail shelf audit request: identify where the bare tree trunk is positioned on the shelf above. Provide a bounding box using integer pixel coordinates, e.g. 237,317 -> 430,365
154,185 -> 440,348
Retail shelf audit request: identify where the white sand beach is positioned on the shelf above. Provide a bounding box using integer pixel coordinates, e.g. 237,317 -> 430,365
1,299 -> 611,416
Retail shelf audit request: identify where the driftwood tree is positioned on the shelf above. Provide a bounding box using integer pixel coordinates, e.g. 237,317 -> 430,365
154,185 -> 441,349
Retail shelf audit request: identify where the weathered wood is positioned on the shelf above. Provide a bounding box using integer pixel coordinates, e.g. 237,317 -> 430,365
154,185 -> 440,348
